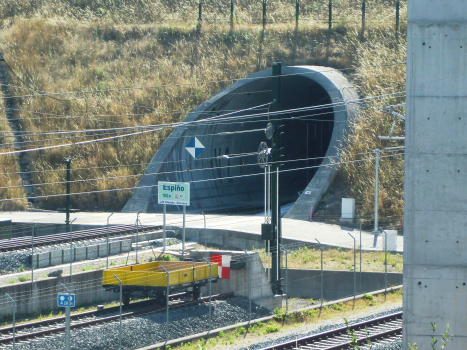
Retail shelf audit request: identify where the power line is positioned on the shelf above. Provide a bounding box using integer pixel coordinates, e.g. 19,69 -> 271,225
1,63 -> 406,101
0,92 -> 405,154
0,148 -> 405,191
0,151 -> 404,203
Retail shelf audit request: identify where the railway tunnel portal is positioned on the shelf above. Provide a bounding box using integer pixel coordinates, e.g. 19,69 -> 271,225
123,66 -> 358,221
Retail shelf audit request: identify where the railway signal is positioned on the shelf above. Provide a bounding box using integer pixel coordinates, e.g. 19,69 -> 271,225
267,62 -> 283,295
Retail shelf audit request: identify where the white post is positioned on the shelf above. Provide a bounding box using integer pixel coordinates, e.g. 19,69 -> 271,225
106,213 -> 114,269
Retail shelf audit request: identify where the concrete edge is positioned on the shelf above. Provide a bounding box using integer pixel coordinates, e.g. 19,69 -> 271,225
135,285 -> 403,350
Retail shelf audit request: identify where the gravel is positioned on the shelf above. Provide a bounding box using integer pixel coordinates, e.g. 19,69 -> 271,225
3,297 -> 271,350
230,305 -> 403,350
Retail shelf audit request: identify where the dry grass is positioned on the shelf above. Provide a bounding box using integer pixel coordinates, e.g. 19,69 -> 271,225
339,35 -> 406,220
0,0 -> 407,212
260,246 -> 403,273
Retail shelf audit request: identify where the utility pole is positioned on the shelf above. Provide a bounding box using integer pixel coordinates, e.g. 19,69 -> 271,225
270,62 -> 283,295
65,158 -> 71,232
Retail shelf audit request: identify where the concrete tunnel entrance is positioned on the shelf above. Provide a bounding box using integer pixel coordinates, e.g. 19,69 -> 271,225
123,66 -> 358,220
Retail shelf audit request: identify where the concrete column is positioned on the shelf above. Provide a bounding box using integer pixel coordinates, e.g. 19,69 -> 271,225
403,1 -> 467,348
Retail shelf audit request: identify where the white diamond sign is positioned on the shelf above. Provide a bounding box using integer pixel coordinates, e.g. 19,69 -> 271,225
186,137 -> 205,159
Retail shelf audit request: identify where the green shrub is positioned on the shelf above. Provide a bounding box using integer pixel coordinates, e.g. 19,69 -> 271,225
264,323 -> 280,333
363,294 -> 374,301
273,308 -> 285,322
330,302 -> 344,311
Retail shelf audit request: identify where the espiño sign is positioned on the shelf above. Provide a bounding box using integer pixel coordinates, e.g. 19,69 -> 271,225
158,181 -> 190,206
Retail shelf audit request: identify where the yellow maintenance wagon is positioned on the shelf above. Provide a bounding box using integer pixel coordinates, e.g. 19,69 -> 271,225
102,261 -> 218,305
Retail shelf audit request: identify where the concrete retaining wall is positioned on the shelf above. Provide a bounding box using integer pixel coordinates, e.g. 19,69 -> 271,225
283,269 -> 403,300
0,270 -> 115,317
32,240 -> 132,269
170,226 -> 300,252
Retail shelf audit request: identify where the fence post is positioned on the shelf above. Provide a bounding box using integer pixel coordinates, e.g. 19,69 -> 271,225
106,212 -> 114,269
328,0 -> 332,30
202,257 -> 213,331
31,225 -> 35,283
359,217 -> 362,285
242,251 -> 251,323
113,274 -> 123,348
315,239 -> 323,307
361,0 -> 366,41
202,212 -> 207,248
295,0 -> 300,29
160,266 -> 170,343
262,0 -> 267,30
395,0 -> 400,41
347,233 -> 357,303
198,0 -> 203,22
135,210 -> 141,264
230,0 -> 235,29
5,293 -> 15,350
280,245 -> 288,314
69,217 -> 77,279
382,230 -> 388,301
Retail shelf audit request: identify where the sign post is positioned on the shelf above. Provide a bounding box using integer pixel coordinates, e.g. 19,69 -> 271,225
59,285 -> 75,350
158,182 -> 190,256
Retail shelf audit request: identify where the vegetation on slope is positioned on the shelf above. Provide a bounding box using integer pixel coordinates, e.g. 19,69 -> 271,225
0,0 -> 406,219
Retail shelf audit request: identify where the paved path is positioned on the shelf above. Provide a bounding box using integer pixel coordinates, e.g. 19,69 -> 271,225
1,211 -> 403,252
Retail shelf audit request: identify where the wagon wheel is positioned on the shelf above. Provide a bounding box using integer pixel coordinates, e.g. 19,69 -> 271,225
123,292 -> 131,307
156,291 -> 167,306
193,286 -> 201,301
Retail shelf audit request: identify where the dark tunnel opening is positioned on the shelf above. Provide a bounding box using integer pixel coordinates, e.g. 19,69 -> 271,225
154,74 -> 334,213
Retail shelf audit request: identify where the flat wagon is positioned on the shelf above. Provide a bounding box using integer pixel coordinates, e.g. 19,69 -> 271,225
102,261 -> 219,305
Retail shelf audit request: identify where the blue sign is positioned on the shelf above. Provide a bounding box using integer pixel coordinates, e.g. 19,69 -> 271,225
185,137 -> 205,159
58,293 -> 75,307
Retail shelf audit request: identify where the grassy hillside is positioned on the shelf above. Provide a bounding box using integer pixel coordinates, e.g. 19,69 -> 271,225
0,0 -> 406,222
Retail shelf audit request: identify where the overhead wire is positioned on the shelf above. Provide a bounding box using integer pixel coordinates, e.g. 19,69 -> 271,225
0,62 -> 406,100
0,147 -> 404,191
0,92 -> 405,154
0,150 -> 404,203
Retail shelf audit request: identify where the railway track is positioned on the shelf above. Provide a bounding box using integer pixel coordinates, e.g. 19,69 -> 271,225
0,292 -> 234,346
259,311 -> 402,350
0,224 -> 161,252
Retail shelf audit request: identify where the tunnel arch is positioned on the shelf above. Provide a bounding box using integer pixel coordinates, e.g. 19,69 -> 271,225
123,66 -> 358,220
